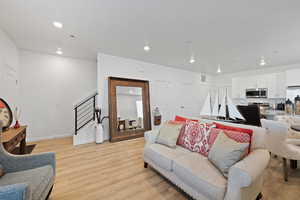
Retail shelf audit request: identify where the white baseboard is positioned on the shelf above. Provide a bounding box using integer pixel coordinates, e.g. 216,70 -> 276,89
27,133 -> 72,142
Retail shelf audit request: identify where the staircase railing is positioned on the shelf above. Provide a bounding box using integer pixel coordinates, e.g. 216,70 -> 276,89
74,93 -> 97,135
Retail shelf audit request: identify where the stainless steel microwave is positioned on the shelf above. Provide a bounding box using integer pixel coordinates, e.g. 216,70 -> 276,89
246,88 -> 268,98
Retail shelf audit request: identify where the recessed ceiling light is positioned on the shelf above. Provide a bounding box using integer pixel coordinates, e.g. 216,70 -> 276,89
53,21 -> 63,29
144,45 -> 150,52
259,56 -> 266,66
217,64 -> 222,73
56,48 -> 63,55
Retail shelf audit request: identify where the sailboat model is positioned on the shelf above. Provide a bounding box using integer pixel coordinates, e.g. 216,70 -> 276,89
219,89 -> 245,120
200,93 -> 212,117
200,89 -> 245,121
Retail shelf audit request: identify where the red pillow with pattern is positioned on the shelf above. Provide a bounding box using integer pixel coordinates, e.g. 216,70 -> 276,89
178,121 -> 214,156
0,101 -> 5,109
213,122 -> 253,153
208,128 -> 251,154
174,115 -> 199,122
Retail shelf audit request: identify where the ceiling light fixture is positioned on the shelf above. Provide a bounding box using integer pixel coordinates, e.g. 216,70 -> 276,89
189,55 -> 195,64
187,41 -> 196,64
143,45 -> 150,52
217,64 -> 222,73
56,48 -> 63,55
53,21 -> 63,29
259,56 -> 266,66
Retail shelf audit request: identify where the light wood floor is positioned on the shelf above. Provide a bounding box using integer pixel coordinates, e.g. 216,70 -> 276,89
30,137 -> 300,200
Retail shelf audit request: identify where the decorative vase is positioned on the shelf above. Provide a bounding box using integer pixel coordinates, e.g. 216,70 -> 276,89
95,123 -> 104,144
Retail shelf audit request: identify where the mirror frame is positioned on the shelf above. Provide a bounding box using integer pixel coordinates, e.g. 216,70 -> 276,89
108,77 -> 151,142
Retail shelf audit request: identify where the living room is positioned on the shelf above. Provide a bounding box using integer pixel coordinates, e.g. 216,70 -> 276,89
1,1 -> 300,200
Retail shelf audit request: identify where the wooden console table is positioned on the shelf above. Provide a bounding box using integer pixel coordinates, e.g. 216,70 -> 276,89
1,126 -> 27,154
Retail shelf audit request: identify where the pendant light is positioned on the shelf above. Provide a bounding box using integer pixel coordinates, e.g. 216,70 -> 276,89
260,56 -> 266,66
56,48 -> 63,55
217,64 -> 222,73
187,41 -> 196,64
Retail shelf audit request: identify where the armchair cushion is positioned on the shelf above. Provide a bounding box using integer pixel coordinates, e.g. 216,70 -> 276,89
0,165 -> 54,200
0,151 -> 56,175
0,183 -> 29,200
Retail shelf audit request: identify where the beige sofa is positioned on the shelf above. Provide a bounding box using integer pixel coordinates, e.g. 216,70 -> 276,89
143,121 -> 270,200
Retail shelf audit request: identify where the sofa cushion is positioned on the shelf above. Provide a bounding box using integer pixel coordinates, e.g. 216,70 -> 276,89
177,121 -> 214,156
173,153 -> 227,200
208,131 -> 249,177
144,143 -> 190,171
0,165 -> 54,200
208,121 -> 266,150
213,122 -> 253,153
156,122 -> 184,148
174,115 -> 199,122
209,128 -> 251,155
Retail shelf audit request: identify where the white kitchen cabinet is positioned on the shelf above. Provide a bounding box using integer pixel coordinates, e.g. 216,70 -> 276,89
231,72 -> 286,99
275,72 -> 286,98
232,77 -> 246,98
286,68 -> 300,86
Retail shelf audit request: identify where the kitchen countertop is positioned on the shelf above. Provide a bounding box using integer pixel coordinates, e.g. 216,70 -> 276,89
261,110 -> 286,116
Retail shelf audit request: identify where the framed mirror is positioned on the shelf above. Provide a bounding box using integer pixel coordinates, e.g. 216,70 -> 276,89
108,77 -> 151,142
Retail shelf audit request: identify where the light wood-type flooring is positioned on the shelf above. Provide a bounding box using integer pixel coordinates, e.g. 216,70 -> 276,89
30,137 -> 300,200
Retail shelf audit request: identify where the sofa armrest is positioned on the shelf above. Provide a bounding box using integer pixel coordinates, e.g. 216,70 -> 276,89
225,149 -> 270,200
0,183 -> 31,200
144,129 -> 159,145
286,138 -> 300,145
0,149 -> 56,175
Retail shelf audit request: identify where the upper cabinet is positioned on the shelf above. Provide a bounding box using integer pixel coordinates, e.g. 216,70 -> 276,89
232,72 -> 286,99
286,69 -> 300,87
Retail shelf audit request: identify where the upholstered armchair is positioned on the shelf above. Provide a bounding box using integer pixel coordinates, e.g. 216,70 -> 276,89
261,119 -> 300,181
0,124 -> 56,200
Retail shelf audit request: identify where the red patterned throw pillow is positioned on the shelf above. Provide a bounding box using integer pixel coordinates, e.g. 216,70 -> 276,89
178,121 -> 215,156
213,123 -> 253,153
208,128 -> 251,154
174,115 -> 199,122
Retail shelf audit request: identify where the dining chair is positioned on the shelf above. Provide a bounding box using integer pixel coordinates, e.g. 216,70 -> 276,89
261,119 -> 300,181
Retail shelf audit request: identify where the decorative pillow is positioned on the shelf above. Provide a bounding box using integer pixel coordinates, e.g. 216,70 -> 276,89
208,131 -> 249,177
208,128 -> 250,155
174,115 -> 199,122
178,121 -> 214,156
213,122 -> 253,153
167,120 -> 186,125
0,164 -> 4,178
156,122 -> 184,148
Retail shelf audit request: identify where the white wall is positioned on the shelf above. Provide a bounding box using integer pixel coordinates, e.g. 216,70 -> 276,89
0,28 -> 19,112
19,50 -> 97,141
97,53 -> 212,140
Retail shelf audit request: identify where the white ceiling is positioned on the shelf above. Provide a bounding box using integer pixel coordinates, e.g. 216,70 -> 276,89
0,0 -> 300,74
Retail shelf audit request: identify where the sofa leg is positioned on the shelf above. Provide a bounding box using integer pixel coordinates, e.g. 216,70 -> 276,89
46,185 -> 53,200
144,162 -> 148,168
283,158 -> 288,182
256,193 -> 263,200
